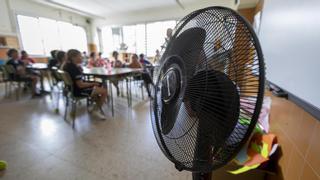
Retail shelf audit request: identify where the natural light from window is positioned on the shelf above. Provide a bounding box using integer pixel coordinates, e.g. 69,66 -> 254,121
17,15 -> 88,56
101,20 -> 176,57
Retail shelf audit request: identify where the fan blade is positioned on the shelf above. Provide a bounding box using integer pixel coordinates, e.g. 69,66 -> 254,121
169,27 -> 207,80
187,70 -> 240,168
159,27 -> 207,135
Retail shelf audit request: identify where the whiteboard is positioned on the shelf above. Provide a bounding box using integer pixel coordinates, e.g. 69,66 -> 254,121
259,0 -> 320,109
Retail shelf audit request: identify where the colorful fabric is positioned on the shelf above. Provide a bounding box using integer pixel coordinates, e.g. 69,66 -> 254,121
230,131 -> 277,174
240,97 -> 272,133
229,97 -> 276,174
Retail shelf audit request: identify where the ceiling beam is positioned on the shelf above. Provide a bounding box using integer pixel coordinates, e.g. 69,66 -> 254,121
34,0 -> 105,19
175,0 -> 185,10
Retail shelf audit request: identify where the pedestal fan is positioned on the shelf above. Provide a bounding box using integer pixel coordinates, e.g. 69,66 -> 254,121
151,7 -> 265,180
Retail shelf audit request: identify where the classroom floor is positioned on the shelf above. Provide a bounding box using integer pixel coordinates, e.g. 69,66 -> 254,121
0,83 -> 192,180
5,83 -> 317,180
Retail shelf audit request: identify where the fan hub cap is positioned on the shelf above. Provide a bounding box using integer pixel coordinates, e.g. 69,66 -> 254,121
161,67 -> 181,103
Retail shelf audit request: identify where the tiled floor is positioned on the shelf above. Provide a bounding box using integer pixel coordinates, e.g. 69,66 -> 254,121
0,84 -> 191,180
4,83 -> 319,180
268,93 -> 320,180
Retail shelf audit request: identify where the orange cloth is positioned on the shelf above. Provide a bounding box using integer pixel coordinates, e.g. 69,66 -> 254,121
128,61 -> 142,69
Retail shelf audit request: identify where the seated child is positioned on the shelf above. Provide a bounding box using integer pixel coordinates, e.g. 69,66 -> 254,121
6,48 -> 40,97
63,49 -> 108,119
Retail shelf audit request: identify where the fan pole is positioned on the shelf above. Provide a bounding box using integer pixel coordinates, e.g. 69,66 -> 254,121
192,172 -> 212,180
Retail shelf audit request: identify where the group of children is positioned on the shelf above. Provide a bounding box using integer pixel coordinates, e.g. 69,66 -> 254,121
5,48 -> 154,119
6,49 -> 40,97
85,51 -> 152,69
80,50 -> 154,97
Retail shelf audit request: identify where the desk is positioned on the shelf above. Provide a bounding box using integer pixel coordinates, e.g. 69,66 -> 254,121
26,63 -> 49,94
83,67 -> 142,77
27,63 -> 48,70
83,67 -> 143,116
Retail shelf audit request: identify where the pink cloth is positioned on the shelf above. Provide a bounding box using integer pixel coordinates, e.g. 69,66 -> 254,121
87,58 -> 107,68
240,97 -> 272,133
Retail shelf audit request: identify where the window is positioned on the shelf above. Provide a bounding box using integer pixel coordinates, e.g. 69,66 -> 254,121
135,24 -> 146,55
101,27 -> 113,57
146,20 -> 176,56
17,15 -> 88,56
123,25 -> 136,53
18,15 -> 43,55
101,20 -> 176,58
102,24 -> 146,56
73,26 -> 88,53
111,27 -> 121,51
39,17 -> 60,54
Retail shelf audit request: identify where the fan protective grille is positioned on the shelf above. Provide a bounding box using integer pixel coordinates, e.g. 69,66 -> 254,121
151,6 -> 265,172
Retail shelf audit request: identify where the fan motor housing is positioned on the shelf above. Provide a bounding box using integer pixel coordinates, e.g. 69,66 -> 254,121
161,57 -> 183,104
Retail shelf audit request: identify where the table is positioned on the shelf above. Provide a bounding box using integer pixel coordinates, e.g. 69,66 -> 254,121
82,67 -> 143,116
83,67 -> 142,77
27,63 -> 48,70
26,63 -> 50,94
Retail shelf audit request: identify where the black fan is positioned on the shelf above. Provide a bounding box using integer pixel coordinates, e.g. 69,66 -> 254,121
151,6 -> 265,180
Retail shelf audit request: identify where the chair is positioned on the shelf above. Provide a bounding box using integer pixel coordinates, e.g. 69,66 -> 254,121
57,69 -> 92,128
130,73 -> 144,99
0,60 -> 5,83
50,67 -> 63,113
2,65 -> 30,100
0,65 -> 9,96
50,67 -> 62,86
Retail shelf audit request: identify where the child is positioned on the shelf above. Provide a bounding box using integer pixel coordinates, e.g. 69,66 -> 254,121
139,53 -> 151,66
128,54 -> 142,69
87,52 -> 106,68
20,50 -> 35,65
110,51 -> 122,96
63,49 -> 108,119
56,51 -> 67,69
112,51 -> 122,68
128,54 -> 154,98
6,49 -> 40,97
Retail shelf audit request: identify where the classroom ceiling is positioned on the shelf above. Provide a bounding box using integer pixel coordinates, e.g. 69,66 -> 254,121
44,0 -> 178,17
34,0 -> 256,18
32,0 -> 259,24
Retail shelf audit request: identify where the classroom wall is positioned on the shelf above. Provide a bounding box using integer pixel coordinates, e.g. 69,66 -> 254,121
259,0 -> 320,109
0,0 -> 13,35
238,1 -> 320,179
251,1 -> 320,179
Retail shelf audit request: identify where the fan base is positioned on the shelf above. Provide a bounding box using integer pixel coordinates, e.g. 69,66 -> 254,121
192,172 -> 212,180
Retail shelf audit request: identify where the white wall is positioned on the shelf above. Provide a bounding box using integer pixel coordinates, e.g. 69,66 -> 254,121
0,0 -> 94,43
259,0 -> 320,108
0,0 -> 14,35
